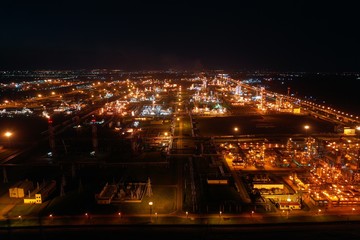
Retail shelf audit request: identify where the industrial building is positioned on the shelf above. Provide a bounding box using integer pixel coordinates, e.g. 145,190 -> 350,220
9,179 -> 34,198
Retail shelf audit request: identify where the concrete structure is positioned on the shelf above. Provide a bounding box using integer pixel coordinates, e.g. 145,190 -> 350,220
253,183 -> 284,190
207,179 -> 228,184
278,201 -> 301,210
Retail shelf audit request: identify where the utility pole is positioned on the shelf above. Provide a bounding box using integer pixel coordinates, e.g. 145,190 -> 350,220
3,167 -> 8,183
48,118 -> 56,157
91,116 -> 98,156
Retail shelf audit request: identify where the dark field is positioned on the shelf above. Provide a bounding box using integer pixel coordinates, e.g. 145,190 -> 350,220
194,113 -> 336,137
0,116 -> 48,146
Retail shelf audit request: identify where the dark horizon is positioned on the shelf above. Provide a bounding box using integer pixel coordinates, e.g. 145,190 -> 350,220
1,1 -> 360,72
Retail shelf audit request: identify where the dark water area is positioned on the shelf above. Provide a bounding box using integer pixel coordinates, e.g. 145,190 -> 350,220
266,74 -> 360,116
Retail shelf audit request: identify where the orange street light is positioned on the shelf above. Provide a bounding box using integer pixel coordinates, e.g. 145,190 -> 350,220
149,201 -> 153,222
4,131 -> 13,147
4,131 -> 12,138
304,125 -> 310,135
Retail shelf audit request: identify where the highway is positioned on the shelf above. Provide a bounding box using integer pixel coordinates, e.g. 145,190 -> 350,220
1,221 -> 360,240
1,204 -> 360,224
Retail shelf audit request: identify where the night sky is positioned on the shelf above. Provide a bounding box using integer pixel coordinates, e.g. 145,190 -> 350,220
1,1 -> 360,71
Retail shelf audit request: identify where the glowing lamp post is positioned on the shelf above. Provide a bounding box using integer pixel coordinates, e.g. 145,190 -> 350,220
304,125 -> 310,135
4,131 -> 12,138
304,125 -> 312,154
149,201 -> 153,222
234,127 -> 239,137
286,197 -> 291,219
4,131 -> 13,148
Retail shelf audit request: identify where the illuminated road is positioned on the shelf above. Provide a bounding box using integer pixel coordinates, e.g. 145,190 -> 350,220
2,213 -> 360,240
